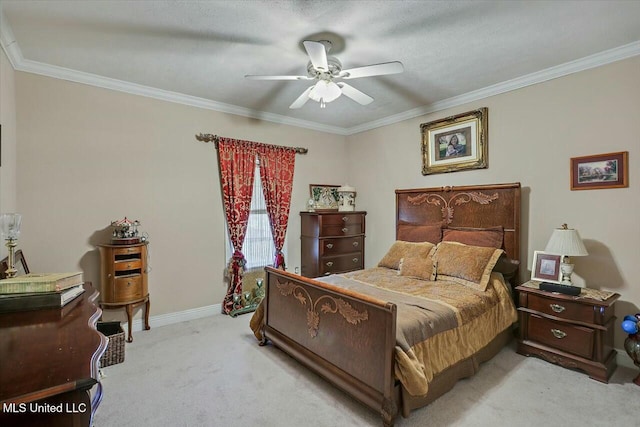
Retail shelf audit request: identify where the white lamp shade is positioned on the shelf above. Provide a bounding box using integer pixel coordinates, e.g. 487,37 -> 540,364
544,227 -> 588,256
309,80 -> 342,103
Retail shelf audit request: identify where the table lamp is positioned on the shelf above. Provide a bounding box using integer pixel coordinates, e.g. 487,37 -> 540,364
0,213 -> 22,278
544,223 -> 588,286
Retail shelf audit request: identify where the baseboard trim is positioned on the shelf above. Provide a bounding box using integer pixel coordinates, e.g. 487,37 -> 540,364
123,303 -> 223,333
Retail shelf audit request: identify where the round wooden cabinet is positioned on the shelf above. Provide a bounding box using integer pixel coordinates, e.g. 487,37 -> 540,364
98,242 -> 150,342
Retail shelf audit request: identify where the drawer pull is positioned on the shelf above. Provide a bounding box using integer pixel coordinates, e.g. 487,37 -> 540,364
551,329 -> 567,339
326,261 -> 334,267
341,227 -> 348,233
352,241 -> 359,247
353,258 -> 359,263
127,281 -> 132,286
326,243 -> 334,249
342,216 -> 348,222
550,304 -> 566,313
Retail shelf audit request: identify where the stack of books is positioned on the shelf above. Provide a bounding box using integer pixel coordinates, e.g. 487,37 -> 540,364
0,272 -> 84,313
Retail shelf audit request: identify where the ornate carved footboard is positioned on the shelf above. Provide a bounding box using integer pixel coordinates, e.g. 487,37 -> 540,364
260,267 -> 399,426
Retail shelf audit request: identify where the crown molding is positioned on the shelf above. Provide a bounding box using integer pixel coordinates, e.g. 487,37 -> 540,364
346,40 -> 640,135
12,58 -> 348,135
0,10 -> 347,136
2,7 -> 638,137
0,7 -> 22,69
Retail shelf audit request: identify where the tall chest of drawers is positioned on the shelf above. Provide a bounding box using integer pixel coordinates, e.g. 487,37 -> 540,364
98,242 -> 150,342
300,211 -> 366,278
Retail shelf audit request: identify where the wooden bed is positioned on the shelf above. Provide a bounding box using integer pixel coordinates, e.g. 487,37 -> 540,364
252,182 -> 521,426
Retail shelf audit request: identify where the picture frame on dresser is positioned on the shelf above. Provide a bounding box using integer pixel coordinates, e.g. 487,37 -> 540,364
0,249 -> 29,279
531,250 -> 563,284
309,184 -> 340,211
570,151 -> 628,190
420,107 -> 488,175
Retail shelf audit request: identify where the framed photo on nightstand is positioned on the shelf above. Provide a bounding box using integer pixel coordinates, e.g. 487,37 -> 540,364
531,250 -> 563,284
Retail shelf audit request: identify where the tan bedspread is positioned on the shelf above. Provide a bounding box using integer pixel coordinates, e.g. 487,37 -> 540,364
250,267 -> 517,397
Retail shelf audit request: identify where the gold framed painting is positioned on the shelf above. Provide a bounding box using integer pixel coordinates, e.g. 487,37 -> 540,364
421,108 -> 488,175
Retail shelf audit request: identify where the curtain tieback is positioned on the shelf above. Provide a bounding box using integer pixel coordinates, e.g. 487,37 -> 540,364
229,251 -> 246,277
274,250 -> 286,270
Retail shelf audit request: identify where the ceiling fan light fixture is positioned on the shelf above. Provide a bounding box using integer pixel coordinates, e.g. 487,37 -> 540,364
309,80 -> 341,105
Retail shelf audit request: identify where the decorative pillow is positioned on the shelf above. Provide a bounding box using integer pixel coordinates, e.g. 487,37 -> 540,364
378,241 -> 436,270
397,223 -> 442,243
399,256 -> 436,281
442,226 -> 504,249
433,241 -> 504,291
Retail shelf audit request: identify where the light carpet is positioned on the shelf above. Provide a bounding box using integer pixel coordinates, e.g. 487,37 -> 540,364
94,313 -> 639,427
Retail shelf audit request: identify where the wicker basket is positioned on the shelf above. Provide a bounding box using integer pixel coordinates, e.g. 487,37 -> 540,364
97,321 -> 125,367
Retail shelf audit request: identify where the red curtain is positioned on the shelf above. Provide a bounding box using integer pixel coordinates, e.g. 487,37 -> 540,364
217,138 -> 257,314
258,144 -> 296,269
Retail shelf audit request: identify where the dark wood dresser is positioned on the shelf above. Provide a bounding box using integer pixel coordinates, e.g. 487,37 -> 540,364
516,282 -> 619,382
0,282 -> 107,427
300,211 -> 366,278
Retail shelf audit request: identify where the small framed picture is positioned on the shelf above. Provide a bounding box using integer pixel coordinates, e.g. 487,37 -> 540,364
531,251 -> 563,284
570,151 -> 628,190
309,184 -> 340,211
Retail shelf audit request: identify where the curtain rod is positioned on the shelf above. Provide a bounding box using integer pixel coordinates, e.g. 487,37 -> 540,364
195,133 -> 308,154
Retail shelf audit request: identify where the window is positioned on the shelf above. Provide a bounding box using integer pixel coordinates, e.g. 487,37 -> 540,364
226,158 -> 275,270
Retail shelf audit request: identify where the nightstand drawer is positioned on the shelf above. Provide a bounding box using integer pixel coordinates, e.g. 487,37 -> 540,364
114,275 -> 144,301
114,258 -> 142,271
113,246 -> 143,256
528,293 -> 594,323
528,314 -> 594,359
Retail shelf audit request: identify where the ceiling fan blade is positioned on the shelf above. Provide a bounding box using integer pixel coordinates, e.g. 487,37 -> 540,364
289,86 -> 315,109
303,40 -> 329,72
338,83 -> 373,105
245,74 -> 312,81
340,61 -> 404,79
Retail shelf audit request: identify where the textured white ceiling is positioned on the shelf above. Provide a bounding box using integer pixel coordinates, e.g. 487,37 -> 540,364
2,1 -> 640,134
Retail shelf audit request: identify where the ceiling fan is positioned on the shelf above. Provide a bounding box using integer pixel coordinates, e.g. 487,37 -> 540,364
245,40 -> 404,109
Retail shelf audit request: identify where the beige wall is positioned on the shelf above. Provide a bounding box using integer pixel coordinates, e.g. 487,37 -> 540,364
346,56 -> 640,349
15,73 -> 347,321
0,47 -> 18,258
9,55 -> 640,350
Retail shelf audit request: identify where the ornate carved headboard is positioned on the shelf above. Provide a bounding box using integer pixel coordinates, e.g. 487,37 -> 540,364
395,182 -> 521,263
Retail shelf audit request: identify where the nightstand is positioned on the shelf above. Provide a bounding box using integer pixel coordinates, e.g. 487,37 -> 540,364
98,242 -> 150,342
516,281 -> 619,383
